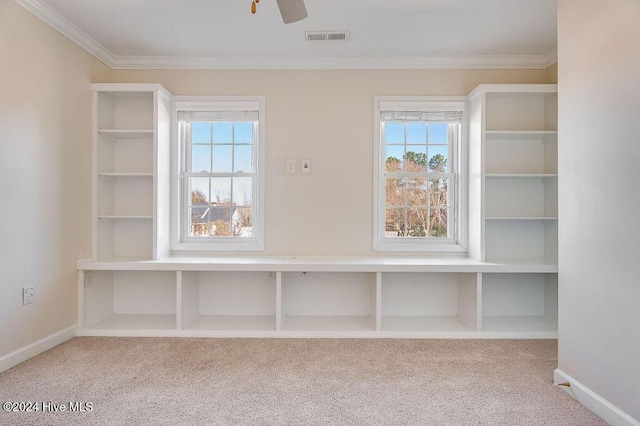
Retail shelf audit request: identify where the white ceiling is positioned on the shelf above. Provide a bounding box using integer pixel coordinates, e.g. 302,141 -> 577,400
21,0 -> 557,69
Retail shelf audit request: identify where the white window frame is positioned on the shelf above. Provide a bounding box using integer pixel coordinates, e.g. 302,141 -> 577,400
171,96 -> 265,252
373,96 -> 468,253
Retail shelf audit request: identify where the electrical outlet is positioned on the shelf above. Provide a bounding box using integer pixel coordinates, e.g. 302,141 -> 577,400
23,287 -> 35,305
84,271 -> 93,287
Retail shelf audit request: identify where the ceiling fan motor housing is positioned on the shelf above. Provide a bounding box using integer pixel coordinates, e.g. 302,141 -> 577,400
276,0 -> 308,24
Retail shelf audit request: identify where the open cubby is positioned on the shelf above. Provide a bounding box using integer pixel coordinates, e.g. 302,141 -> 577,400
97,133 -> 153,174
96,92 -> 154,130
97,218 -> 153,259
485,92 -> 557,132
484,220 -> 558,264
485,177 -> 557,219
482,273 -> 557,333
281,272 -> 377,332
97,177 -> 153,217
84,271 -> 177,330
180,272 -> 277,331
485,135 -> 557,175
381,273 -> 478,332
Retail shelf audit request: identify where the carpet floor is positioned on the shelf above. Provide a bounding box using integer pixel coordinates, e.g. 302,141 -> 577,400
0,338 -> 605,425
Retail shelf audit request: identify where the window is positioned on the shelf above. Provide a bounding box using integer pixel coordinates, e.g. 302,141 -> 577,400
373,97 -> 466,252
172,97 -> 265,251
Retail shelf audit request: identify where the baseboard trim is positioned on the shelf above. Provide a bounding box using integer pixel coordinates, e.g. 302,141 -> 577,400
0,324 -> 79,374
554,369 -> 640,426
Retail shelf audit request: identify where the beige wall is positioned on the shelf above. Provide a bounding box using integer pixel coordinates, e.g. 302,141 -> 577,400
114,69 -> 549,256
558,0 -> 640,421
0,0 -> 112,357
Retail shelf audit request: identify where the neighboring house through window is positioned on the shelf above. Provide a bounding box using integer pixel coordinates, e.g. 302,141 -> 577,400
172,97 -> 265,252
373,97 -> 467,252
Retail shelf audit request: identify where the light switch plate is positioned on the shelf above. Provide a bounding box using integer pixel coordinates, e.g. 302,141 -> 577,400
286,159 -> 296,174
23,287 -> 35,305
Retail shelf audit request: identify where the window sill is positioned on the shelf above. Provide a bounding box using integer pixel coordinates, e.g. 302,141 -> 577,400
374,241 -> 467,254
172,240 -> 264,253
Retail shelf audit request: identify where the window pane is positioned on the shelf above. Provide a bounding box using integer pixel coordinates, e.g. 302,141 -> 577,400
428,208 -> 448,238
191,145 -> 211,173
385,123 -> 405,144
385,145 -> 405,172
212,145 -> 233,172
385,208 -> 406,237
210,177 -> 231,205
234,122 -> 253,144
209,207 -> 232,236
428,145 -> 448,172
428,123 -> 448,144
189,177 -> 209,207
405,146 -> 427,173
189,207 -> 212,237
408,209 -> 428,237
232,177 -> 252,207
385,178 -> 405,207
428,178 -> 449,207
407,178 -> 427,207
213,122 -> 233,143
192,122 -> 211,143
407,123 -> 427,143
233,208 -> 253,237
234,145 -> 253,173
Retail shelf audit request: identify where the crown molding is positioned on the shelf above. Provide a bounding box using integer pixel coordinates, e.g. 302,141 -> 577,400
16,0 -> 554,71
14,0 -> 116,67
112,54 -> 551,70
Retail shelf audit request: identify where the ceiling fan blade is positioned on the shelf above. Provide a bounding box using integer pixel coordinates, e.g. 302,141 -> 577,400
275,0 -> 308,24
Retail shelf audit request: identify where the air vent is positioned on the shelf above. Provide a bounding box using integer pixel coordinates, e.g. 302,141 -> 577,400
305,31 -> 350,42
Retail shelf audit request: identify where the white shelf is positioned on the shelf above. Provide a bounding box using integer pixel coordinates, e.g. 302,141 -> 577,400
485,130 -> 558,139
183,315 -> 276,331
98,129 -> 153,140
485,174 -> 557,179
97,215 -> 153,220
78,256 -> 558,273
486,217 -> 558,221
382,316 -> 474,332
85,314 -> 176,330
98,173 -> 153,178
484,257 -> 557,266
482,316 -> 558,333
283,315 -> 375,332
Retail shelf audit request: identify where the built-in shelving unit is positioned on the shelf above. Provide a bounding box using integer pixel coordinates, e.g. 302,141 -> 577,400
92,84 -> 171,261
468,84 -> 558,265
77,257 -> 557,338
78,83 -> 558,339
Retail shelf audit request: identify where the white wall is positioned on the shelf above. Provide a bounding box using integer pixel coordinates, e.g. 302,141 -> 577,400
114,68 -> 549,256
0,0 -> 112,357
558,0 -> 640,421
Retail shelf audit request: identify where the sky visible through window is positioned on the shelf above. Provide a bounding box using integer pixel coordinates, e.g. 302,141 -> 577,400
189,121 -> 254,207
385,122 -> 449,170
